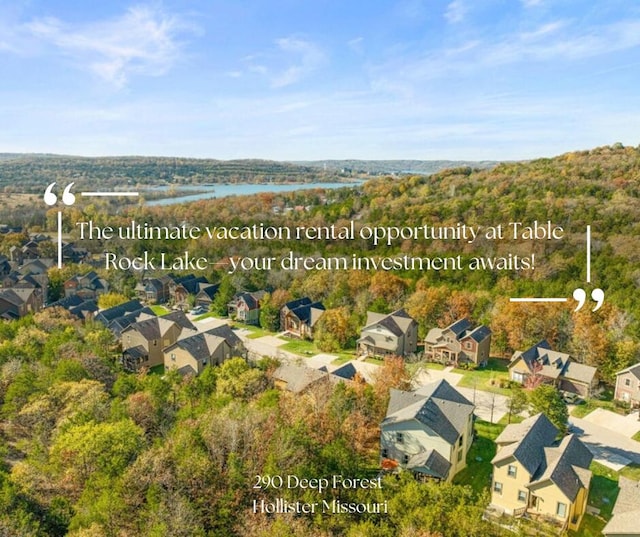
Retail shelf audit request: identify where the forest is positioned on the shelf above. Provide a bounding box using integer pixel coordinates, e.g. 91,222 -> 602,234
1,144 -> 640,535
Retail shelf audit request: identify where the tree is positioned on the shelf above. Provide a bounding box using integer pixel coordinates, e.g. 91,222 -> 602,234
528,385 -> 568,434
211,276 -> 235,316
314,307 -> 355,352
97,293 -> 130,310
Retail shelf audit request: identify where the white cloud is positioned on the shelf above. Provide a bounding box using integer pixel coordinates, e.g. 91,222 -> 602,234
271,37 -> 325,88
25,5 -> 195,88
445,1 -> 467,24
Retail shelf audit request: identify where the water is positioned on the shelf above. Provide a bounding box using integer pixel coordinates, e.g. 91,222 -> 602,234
145,181 -> 364,206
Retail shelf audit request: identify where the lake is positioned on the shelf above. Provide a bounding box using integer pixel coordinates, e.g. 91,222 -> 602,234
145,181 -> 364,206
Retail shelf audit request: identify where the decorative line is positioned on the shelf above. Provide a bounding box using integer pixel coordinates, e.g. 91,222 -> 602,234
80,191 -> 139,197
586,225 -> 591,284
57,211 -> 63,269
509,298 -> 568,303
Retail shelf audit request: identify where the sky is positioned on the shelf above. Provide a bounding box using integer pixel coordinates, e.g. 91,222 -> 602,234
0,0 -> 639,161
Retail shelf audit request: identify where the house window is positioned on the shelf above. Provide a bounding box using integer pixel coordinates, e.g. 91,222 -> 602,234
465,341 -> 472,350
507,465 -> 517,478
512,372 -> 524,383
556,502 -> 567,518
381,448 -> 388,458
402,454 -> 409,464
625,378 -> 631,386
493,481 -> 503,494
517,490 -> 527,503
457,449 -> 463,462
396,432 -> 404,444
170,353 -> 176,362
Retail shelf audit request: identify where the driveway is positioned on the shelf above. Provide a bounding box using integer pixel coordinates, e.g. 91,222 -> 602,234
581,408 -> 640,438
570,416 -> 640,470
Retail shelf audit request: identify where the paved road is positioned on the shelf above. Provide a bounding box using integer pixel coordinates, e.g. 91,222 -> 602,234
570,416 -> 640,470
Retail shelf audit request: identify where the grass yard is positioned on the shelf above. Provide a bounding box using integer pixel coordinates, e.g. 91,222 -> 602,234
454,358 -> 512,396
279,338 -> 317,356
149,364 -> 165,375
620,463 -> 640,481
587,462 -> 619,518
453,419 -> 505,492
570,397 -> 626,419
233,322 -> 273,339
568,514 -> 606,537
150,305 -> 171,315
632,430 -> 640,443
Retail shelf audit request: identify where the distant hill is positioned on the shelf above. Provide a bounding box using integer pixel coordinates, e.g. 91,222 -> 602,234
291,159 -> 499,175
0,154 -> 344,193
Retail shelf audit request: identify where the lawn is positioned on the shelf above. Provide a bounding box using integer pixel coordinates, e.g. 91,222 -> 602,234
568,514 -> 606,537
454,358 -> 512,396
453,419 -> 505,492
149,364 -> 165,375
279,338 -> 318,356
620,463 -> 640,481
570,397 -> 626,419
232,322 -> 273,339
632,430 -> 640,443
150,305 -> 170,315
587,461 -> 619,518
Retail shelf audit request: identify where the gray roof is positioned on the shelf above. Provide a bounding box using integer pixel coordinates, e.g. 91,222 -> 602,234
272,363 -> 330,393
203,324 -> 242,348
362,309 -> 416,338
165,331 -> 227,361
383,379 -> 474,446
465,325 -> 492,343
407,448 -> 452,480
492,413 -> 558,476
616,362 -> 640,381
528,434 -> 593,501
562,361 -> 597,385
603,477 -> 640,536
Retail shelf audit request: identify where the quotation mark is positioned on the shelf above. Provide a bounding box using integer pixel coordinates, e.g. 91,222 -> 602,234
573,288 -> 605,312
44,182 -> 76,206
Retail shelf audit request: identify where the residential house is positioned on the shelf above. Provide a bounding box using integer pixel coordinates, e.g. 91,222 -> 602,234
168,274 -> 209,309
614,363 -> 640,408
194,283 -> 220,309
135,275 -> 174,304
64,271 -> 109,300
602,476 -> 640,537
509,340 -> 597,397
0,288 -> 42,319
164,325 -> 241,375
380,379 -> 474,482
280,297 -> 325,339
490,413 -> 592,532
227,291 -> 266,325
121,311 -> 196,370
95,299 -> 155,337
48,295 -> 98,321
358,309 -> 418,357
272,363 -> 337,394
424,318 -> 492,366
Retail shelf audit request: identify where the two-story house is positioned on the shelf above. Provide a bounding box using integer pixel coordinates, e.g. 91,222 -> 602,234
121,311 -> 195,370
164,325 -> 242,375
358,309 -> 418,357
614,363 -> 640,408
424,318 -> 492,366
280,297 -> 325,339
227,291 -> 266,325
490,413 -> 592,532
380,379 -> 474,482
508,340 -> 597,397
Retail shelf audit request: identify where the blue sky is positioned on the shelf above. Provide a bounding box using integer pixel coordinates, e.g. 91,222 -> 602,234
0,0 -> 639,160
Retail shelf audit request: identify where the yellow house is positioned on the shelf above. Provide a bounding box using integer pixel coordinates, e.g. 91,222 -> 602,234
490,413 -> 592,532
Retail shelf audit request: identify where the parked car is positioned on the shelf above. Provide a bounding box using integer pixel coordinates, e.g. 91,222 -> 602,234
190,306 -> 207,315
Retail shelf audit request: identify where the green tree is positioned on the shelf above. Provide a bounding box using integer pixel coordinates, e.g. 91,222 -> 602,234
211,276 -> 235,316
528,385 -> 568,434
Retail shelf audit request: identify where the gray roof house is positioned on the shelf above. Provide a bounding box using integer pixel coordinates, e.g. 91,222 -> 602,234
603,476 -> 640,536
380,379 -> 474,481
358,309 -> 418,357
424,318 -> 492,366
490,413 -> 593,533
509,340 -> 597,397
